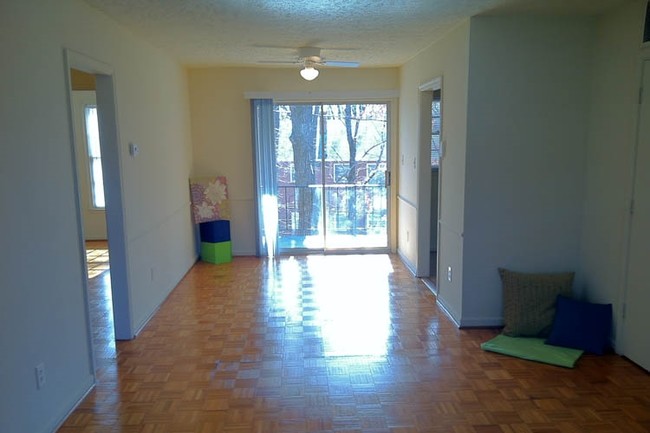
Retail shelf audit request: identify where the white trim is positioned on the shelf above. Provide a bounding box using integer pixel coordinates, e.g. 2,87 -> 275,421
63,51 -> 98,380
398,249 -> 417,276
458,317 -> 503,328
232,249 -> 257,256
618,56 -> 650,362
66,49 -> 113,75
421,277 -> 438,295
419,77 -> 442,92
397,193 -> 417,209
436,297 -> 461,328
50,379 -> 96,433
416,76 -> 443,277
64,48 -> 135,341
244,90 -> 399,101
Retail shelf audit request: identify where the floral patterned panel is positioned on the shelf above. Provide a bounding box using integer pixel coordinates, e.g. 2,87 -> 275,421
189,176 -> 230,223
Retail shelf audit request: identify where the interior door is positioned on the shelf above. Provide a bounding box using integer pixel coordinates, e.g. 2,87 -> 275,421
623,60 -> 650,371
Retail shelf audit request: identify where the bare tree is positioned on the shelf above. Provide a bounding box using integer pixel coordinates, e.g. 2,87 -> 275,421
289,105 -> 319,234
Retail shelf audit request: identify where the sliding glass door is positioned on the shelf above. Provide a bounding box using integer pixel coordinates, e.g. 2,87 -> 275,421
274,102 -> 389,252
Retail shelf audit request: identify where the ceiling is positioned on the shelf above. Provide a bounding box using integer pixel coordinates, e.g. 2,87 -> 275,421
83,0 -> 631,68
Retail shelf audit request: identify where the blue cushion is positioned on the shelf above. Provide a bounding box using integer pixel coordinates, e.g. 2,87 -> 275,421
546,295 -> 612,355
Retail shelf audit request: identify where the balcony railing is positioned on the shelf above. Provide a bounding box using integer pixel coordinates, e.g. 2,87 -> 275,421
278,184 -> 387,237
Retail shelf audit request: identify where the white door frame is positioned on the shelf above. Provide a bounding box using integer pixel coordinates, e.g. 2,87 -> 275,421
64,49 -> 133,346
416,77 -> 443,278
618,57 -> 650,370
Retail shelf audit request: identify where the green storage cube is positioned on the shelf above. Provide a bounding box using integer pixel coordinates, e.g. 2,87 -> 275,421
200,241 -> 232,264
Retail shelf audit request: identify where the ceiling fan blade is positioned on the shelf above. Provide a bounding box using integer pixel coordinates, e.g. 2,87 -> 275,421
323,60 -> 360,68
257,60 -> 299,65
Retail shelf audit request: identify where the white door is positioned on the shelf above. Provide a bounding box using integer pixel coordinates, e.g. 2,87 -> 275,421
72,91 -> 107,240
623,60 -> 650,371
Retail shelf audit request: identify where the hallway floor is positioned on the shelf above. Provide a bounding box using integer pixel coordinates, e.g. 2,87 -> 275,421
59,254 -> 650,433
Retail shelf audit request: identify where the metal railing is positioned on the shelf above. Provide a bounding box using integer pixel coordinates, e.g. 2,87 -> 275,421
278,184 -> 387,237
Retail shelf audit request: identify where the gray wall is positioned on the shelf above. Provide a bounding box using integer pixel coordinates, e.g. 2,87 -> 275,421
0,1 -> 195,432
579,1 -> 646,346
461,16 -> 594,325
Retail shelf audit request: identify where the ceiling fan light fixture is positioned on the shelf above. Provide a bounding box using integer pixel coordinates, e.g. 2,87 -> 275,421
300,66 -> 319,81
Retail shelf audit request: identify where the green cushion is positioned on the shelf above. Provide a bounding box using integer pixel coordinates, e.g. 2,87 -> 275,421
481,334 -> 583,368
499,268 -> 573,337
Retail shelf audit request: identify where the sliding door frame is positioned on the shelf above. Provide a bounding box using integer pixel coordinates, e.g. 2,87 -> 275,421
274,97 -> 395,255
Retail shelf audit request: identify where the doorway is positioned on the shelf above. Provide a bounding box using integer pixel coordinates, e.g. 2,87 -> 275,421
621,59 -> 650,371
70,81 -> 116,364
64,50 -> 133,352
428,90 -> 442,285
273,102 -> 391,253
416,78 -> 442,287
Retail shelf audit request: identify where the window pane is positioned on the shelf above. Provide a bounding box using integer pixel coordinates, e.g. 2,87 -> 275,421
84,106 -> 101,157
431,99 -> 441,168
273,102 -> 389,251
91,158 -> 105,208
84,105 -> 105,209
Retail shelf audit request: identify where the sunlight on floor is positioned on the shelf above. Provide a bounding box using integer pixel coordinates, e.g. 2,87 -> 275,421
265,255 -> 394,358
308,255 -> 393,358
85,242 -> 110,278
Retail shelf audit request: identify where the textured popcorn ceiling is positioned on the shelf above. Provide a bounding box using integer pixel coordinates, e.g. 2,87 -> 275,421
84,0 -> 631,67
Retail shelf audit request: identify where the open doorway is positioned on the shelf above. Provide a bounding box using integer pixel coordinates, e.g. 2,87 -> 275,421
427,90 -> 441,285
70,71 -> 116,365
64,50 -> 134,376
416,78 -> 442,291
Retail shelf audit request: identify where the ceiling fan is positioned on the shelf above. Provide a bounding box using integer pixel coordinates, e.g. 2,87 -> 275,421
259,47 -> 360,81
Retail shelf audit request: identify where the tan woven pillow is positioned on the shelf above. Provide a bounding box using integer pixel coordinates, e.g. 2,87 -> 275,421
499,268 -> 574,337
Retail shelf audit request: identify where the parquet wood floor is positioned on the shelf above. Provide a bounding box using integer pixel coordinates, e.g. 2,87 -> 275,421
59,254 -> 650,433
85,240 -> 110,279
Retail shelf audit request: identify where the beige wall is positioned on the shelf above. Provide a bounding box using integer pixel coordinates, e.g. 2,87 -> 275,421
188,67 -> 399,255
70,68 -> 96,90
398,21 -> 470,321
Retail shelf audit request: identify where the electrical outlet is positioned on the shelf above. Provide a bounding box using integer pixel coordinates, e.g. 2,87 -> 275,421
128,142 -> 140,157
406,230 -> 410,242
150,267 -> 155,282
447,266 -> 452,282
35,363 -> 46,390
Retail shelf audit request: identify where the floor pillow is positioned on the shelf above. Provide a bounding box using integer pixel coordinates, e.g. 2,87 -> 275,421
545,295 -> 612,354
499,268 -> 574,337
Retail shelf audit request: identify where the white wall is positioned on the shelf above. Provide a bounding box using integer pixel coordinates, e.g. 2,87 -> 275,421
398,22 -> 470,322
187,67 -> 399,255
579,1 -> 646,346
461,16 -> 594,325
0,1 -> 195,432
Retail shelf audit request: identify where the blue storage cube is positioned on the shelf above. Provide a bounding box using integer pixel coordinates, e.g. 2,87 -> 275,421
200,220 -> 231,243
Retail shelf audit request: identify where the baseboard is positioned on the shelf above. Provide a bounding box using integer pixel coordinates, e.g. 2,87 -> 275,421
232,249 -> 256,256
49,377 -> 95,433
458,316 -> 503,328
397,250 -> 417,276
421,278 -> 438,296
436,297 -> 460,328
131,254 -> 198,338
